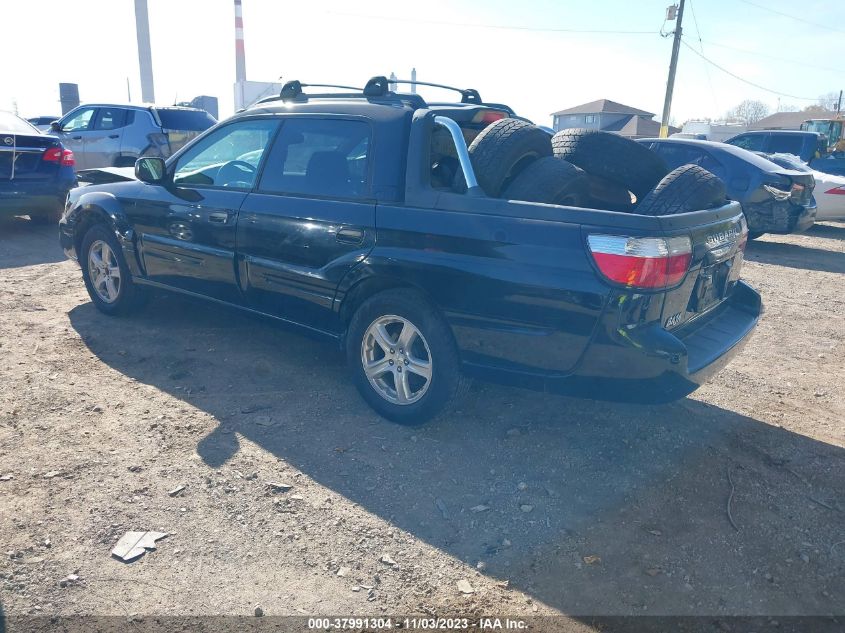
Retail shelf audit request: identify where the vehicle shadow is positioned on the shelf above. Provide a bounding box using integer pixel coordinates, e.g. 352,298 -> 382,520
745,238 -> 845,274
67,294 -> 844,621
0,216 -> 66,269
806,221 -> 845,241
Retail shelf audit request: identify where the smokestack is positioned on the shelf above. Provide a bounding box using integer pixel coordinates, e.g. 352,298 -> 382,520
133,0 -> 155,103
411,68 -> 417,94
234,0 -> 247,83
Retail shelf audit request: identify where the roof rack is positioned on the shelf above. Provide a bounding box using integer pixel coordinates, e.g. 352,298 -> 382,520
255,76 -> 492,111
383,78 -> 483,105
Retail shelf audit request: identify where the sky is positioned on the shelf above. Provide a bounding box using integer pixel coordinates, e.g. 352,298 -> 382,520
1,0 -> 842,127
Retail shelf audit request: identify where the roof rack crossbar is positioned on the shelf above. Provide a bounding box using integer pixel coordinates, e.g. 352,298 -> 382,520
279,80 -> 365,100
389,79 -> 482,104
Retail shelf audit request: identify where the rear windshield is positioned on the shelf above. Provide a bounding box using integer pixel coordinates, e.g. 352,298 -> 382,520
156,109 -> 216,131
0,111 -> 40,135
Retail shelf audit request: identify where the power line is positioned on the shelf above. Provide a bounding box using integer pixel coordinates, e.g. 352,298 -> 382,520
680,39 -> 819,100
687,0 -> 720,113
737,0 -> 845,34
698,39 -> 843,74
330,11 -> 659,35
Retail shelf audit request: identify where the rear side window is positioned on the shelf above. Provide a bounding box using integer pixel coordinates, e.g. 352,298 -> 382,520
768,135 -> 804,156
156,109 -> 216,131
258,118 -> 371,199
653,144 -> 708,169
729,134 -> 765,151
94,107 -> 127,130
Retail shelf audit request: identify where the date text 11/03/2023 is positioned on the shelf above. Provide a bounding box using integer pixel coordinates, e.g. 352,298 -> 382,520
306,618 -> 528,629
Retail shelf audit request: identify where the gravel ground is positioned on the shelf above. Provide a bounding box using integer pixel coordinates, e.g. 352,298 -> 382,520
0,216 -> 843,630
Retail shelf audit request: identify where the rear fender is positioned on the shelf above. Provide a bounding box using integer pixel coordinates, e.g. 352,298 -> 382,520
70,191 -> 142,276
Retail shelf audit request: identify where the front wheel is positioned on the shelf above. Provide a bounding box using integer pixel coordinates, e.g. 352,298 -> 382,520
80,223 -> 145,316
346,290 -> 466,425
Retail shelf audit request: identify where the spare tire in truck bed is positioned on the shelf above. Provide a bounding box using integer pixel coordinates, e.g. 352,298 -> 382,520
502,157 -> 589,207
551,128 -> 668,199
636,164 -> 726,217
468,119 -> 552,197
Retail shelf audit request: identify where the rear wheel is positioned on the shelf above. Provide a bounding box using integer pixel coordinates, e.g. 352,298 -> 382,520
29,204 -> 63,225
502,157 -> 589,207
551,128 -> 668,199
80,223 -> 145,316
468,119 -> 552,197
346,289 -> 465,425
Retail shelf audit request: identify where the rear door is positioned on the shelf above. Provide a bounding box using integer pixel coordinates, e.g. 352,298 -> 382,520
129,117 -> 279,303
55,106 -> 97,169
237,116 -> 375,332
84,107 -> 127,168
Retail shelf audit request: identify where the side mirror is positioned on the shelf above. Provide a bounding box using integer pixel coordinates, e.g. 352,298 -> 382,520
135,157 -> 167,184
50,121 -> 61,132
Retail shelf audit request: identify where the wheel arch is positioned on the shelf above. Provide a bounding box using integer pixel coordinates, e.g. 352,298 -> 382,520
336,273 -> 460,357
71,192 -> 140,276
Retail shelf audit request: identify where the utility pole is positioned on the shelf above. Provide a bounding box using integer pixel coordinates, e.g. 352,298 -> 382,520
659,0 -> 685,138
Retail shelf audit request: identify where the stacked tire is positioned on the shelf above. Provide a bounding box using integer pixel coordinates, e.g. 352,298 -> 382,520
468,119 -> 726,216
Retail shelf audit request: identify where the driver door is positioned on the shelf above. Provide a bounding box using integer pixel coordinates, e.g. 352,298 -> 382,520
128,117 -> 279,303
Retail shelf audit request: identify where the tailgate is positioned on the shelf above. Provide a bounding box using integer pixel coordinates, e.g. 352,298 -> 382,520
659,204 -> 748,331
0,133 -> 60,181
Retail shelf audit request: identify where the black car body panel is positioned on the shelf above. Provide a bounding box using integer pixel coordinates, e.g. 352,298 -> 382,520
0,112 -> 75,217
638,138 -> 816,234
61,94 -> 761,403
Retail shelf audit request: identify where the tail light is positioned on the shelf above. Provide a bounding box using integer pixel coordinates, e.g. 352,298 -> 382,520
42,147 -> 75,167
587,234 -> 692,290
471,110 -> 507,125
824,186 -> 845,195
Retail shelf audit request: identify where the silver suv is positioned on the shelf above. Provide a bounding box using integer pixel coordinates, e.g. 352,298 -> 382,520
49,104 -> 216,170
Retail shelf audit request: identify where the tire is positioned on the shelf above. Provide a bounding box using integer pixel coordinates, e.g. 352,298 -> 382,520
502,156 -> 589,207
551,128 -> 668,199
468,118 -> 552,197
346,289 -> 466,425
635,164 -> 726,217
80,223 -> 145,316
585,174 -> 635,212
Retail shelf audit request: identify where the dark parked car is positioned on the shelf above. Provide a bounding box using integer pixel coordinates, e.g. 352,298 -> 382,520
60,78 -> 760,424
49,104 -> 216,170
0,111 -> 76,223
638,138 -> 816,237
27,115 -> 61,133
723,129 -> 845,176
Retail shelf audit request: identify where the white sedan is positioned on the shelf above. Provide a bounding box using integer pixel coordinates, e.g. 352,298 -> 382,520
764,153 -> 845,221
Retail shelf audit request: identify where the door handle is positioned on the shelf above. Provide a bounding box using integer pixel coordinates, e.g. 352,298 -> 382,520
337,227 -> 364,244
108,134 -> 119,139
72,136 -> 82,140
208,212 -> 230,224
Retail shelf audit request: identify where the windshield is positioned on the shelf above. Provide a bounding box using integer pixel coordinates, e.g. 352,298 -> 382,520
0,111 -> 40,135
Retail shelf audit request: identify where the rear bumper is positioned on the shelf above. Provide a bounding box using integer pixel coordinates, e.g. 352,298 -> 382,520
743,198 -> 816,234
558,281 -> 761,402
0,182 -> 72,216
464,282 -> 762,404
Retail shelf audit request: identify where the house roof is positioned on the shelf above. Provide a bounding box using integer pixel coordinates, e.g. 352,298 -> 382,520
749,111 -> 809,130
551,99 -> 655,117
600,114 -> 679,137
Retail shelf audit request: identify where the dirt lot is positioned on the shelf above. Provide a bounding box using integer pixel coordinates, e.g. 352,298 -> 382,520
1,216 -> 843,630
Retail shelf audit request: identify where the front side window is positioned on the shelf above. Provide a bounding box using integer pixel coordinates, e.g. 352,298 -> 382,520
173,119 -> 278,189
62,108 -> 96,132
258,118 -> 371,198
